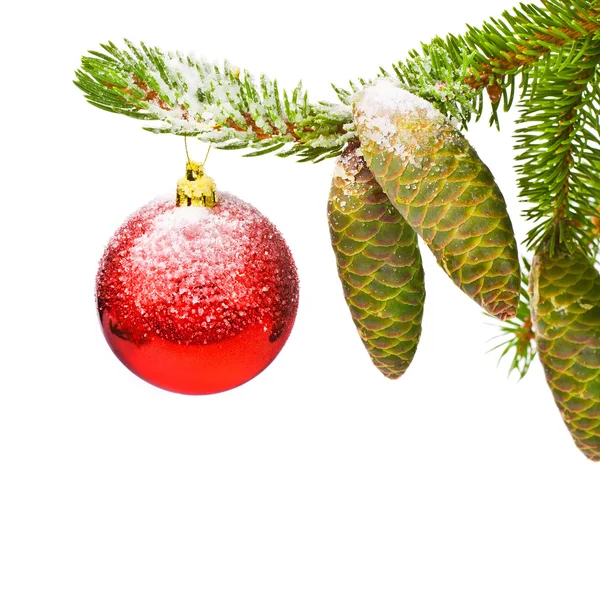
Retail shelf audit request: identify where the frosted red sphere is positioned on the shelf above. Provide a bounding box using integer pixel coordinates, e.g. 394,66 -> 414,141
96,192 -> 299,394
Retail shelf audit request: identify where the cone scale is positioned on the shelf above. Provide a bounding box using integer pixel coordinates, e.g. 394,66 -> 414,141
328,141 -> 425,378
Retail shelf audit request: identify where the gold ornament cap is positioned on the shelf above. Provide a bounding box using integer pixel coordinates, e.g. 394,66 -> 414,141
176,160 -> 218,207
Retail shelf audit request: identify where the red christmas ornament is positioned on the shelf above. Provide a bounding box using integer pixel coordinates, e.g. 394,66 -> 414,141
96,161 -> 299,394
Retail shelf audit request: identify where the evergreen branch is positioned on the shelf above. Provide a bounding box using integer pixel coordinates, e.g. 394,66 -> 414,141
488,258 -> 537,379
336,1 -> 600,129
462,0 -> 600,90
515,36 -> 600,257
74,3 -> 600,161
333,38 -> 481,128
74,40 -> 354,161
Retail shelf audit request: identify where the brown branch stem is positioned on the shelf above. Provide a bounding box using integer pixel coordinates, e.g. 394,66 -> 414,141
465,9 -> 600,93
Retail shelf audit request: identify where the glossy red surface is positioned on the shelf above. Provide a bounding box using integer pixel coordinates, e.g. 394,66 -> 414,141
100,310 -> 294,394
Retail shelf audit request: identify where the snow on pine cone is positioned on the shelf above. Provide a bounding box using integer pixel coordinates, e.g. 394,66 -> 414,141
327,140 -> 425,379
352,79 -> 520,320
530,249 -> 600,461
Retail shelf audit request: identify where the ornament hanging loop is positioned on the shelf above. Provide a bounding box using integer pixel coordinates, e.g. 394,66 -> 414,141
176,137 -> 217,208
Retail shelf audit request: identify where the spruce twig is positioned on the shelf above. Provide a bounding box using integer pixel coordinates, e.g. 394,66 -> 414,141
74,40 -> 354,162
515,36 -> 600,257
463,0 -> 600,90
488,258 -> 537,379
74,3 -> 600,152
337,1 -> 600,127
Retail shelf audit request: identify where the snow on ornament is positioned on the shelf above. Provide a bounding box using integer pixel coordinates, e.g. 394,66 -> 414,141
96,159 -> 299,395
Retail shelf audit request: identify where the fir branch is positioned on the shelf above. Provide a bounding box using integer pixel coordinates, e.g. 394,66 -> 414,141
489,258 -> 537,379
336,1 -> 600,128
74,40 -> 354,161
334,38 -> 481,128
75,3 -> 600,158
462,0 -> 600,90
515,36 -> 600,257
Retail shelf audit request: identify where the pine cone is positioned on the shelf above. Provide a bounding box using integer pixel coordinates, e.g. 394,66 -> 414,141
328,141 -> 425,378
352,79 -> 520,320
530,249 -> 600,461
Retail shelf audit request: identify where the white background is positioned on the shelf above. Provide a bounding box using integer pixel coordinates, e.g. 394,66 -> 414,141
2,1 -> 599,598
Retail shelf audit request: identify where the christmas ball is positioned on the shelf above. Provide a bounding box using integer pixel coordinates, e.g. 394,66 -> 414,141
96,191 -> 299,395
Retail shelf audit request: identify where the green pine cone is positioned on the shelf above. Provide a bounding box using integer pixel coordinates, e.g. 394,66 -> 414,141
352,79 -> 520,320
328,141 -> 425,379
530,249 -> 600,461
